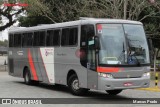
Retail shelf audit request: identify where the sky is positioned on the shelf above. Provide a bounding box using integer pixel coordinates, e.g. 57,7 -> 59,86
0,0 -> 22,41
0,30 -> 8,41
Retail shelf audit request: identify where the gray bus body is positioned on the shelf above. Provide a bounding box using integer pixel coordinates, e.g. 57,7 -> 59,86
8,19 -> 150,92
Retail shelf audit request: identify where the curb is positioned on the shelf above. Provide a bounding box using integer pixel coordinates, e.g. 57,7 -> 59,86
136,87 -> 160,92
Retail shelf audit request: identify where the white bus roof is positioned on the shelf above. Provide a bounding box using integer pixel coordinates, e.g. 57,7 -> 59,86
9,19 -> 142,34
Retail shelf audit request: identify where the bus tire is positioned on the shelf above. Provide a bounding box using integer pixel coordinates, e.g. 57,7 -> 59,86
68,74 -> 87,96
106,90 -> 122,95
24,68 -> 32,85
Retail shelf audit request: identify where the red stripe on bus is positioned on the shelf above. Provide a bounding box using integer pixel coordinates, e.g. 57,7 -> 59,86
39,49 -> 50,83
28,49 -> 38,80
97,67 -> 120,73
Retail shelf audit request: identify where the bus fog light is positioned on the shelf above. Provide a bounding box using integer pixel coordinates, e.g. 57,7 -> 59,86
98,73 -> 113,78
143,72 -> 150,77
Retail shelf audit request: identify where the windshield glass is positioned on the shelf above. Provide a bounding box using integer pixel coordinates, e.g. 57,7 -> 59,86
98,24 -> 150,65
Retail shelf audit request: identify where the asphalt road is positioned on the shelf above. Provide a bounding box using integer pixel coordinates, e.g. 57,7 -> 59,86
0,71 -> 160,107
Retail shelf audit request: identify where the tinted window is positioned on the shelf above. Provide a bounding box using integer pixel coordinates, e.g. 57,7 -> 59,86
33,32 -> 39,46
14,34 -> 22,47
27,33 -> 33,46
61,27 -> 78,46
9,34 -> 14,47
33,31 -> 45,46
22,33 -> 33,47
46,30 -> 54,46
69,28 -> 78,45
53,30 -> 60,46
81,25 -> 94,47
46,30 -> 60,46
39,31 -> 45,46
61,28 -> 69,46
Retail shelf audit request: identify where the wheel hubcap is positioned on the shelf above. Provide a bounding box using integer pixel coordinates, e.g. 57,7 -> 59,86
72,79 -> 79,90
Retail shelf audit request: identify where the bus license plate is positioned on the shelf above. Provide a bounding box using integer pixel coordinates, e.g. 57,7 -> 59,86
123,82 -> 133,87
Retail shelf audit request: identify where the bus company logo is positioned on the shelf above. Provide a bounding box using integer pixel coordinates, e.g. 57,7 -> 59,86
45,49 -> 53,56
2,99 -> 11,104
3,3 -> 29,7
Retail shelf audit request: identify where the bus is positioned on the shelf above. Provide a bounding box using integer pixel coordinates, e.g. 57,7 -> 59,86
8,18 -> 150,95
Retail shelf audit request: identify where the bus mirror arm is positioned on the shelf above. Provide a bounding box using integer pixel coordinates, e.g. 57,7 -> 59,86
95,36 -> 100,51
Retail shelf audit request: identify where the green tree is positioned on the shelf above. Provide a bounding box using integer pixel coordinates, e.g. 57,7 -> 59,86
0,0 -> 27,31
0,40 -> 8,47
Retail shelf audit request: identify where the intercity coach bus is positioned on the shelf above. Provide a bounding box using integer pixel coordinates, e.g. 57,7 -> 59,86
8,18 -> 150,95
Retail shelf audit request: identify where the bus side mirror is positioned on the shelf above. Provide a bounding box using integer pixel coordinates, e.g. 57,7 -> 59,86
95,36 -> 100,51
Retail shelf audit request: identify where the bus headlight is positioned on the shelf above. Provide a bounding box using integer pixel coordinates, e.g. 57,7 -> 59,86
98,73 -> 113,78
142,72 -> 150,77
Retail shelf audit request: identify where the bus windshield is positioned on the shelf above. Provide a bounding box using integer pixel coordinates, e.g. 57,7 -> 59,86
98,24 -> 150,66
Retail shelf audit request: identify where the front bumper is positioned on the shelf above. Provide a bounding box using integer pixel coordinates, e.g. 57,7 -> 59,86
98,76 -> 150,90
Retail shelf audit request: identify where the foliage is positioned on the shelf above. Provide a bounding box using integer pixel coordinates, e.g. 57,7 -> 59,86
0,0 -> 27,31
0,40 -> 8,47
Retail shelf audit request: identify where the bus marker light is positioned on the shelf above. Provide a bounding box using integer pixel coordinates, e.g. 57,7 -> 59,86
75,49 -> 85,58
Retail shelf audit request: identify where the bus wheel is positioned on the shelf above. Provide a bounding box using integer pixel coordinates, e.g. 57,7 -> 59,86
68,74 -> 87,96
24,68 -> 32,85
106,90 -> 122,95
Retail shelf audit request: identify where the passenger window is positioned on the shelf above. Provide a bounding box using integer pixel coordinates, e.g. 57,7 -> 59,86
39,31 -> 45,46
22,33 -> 33,47
46,30 -> 54,46
33,31 -> 45,46
61,28 -> 70,46
61,27 -> 78,46
14,34 -> 22,47
22,33 -> 27,47
27,33 -> 33,46
69,28 -> 78,45
9,34 -> 14,47
46,30 -> 60,46
33,32 -> 39,46
53,30 -> 60,46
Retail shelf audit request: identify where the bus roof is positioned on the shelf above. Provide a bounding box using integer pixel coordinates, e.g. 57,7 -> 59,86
9,18 -> 142,34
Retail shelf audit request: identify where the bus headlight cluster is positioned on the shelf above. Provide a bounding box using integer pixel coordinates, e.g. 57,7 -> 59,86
98,73 -> 113,78
142,72 -> 150,77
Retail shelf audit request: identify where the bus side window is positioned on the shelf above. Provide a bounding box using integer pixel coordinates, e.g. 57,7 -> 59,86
61,28 -> 70,46
33,31 -> 45,46
14,34 -> 22,47
33,32 -> 39,46
46,30 -> 54,46
22,33 -> 27,47
27,33 -> 33,47
46,29 -> 60,46
69,28 -> 78,45
39,31 -> 45,46
9,34 -> 14,47
61,27 -> 78,46
53,30 -> 60,46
